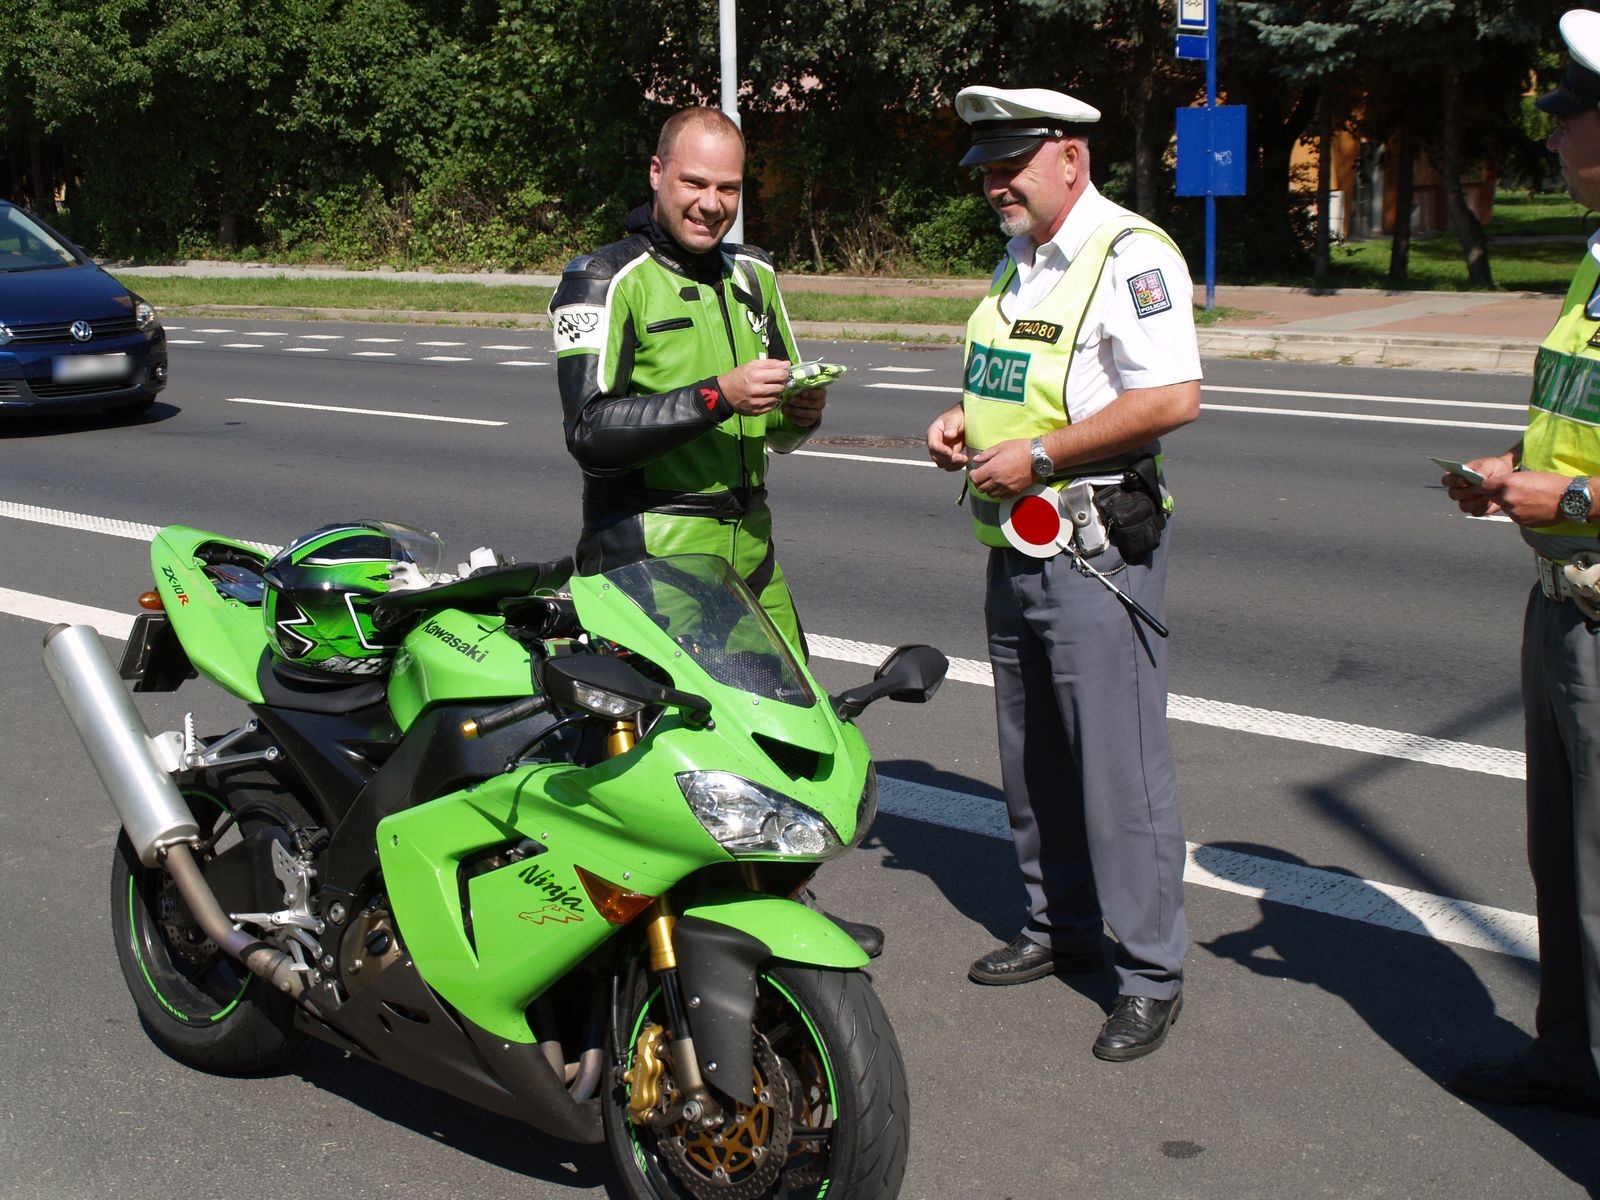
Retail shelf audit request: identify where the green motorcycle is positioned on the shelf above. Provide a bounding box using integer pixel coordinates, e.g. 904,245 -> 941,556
42,520 -> 947,1200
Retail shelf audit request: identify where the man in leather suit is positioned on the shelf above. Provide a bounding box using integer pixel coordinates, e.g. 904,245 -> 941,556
548,106 -> 824,651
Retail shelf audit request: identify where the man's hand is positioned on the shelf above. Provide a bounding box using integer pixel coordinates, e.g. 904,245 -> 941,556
1442,452 -> 1528,519
1474,467 -> 1573,527
718,359 -> 790,415
967,438 -> 1034,499
927,406 -> 969,471
783,386 -> 826,427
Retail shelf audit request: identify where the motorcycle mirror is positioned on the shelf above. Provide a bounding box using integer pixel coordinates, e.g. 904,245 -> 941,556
540,654 -> 713,728
830,644 -> 950,721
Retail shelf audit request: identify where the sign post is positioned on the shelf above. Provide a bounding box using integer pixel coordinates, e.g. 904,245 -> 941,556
1173,0 -> 1244,309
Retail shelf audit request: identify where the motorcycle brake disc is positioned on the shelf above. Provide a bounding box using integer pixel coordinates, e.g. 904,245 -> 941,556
661,1031 -> 792,1200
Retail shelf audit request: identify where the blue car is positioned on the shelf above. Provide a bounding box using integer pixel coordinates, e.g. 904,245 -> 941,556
0,200 -> 167,418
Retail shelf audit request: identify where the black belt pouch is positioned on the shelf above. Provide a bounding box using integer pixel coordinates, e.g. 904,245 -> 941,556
1094,453 -> 1167,561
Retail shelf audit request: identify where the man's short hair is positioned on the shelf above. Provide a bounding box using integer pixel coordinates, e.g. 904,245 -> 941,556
656,107 -> 745,162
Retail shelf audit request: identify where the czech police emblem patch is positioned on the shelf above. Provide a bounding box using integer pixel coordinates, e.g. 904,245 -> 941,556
1128,270 -> 1172,318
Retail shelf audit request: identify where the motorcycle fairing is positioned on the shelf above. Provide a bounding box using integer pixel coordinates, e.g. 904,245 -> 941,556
148,526 -> 271,702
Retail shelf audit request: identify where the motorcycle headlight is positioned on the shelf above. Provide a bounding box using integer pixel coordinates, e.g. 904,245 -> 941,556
678,770 -> 841,858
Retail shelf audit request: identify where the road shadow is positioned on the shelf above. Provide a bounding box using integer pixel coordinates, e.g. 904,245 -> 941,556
0,399 -> 178,437
288,1039 -> 620,1194
1201,841 -> 1599,1197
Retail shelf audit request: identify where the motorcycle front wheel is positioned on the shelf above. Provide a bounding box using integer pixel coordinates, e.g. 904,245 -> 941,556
109,778 -> 308,1073
604,964 -> 909,1200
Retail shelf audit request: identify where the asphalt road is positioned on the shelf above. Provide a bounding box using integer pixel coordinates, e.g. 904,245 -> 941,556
1,319 -> 1595,1199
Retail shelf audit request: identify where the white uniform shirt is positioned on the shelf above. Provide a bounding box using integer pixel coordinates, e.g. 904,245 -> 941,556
998,183 -> 1202,424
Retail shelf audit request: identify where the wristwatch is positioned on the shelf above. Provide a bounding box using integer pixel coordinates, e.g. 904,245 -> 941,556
1029,437 -> 1055,483
1561,476 -> 1594,523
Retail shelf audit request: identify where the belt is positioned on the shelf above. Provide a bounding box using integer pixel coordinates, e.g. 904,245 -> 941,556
1536,553 -> 1575,602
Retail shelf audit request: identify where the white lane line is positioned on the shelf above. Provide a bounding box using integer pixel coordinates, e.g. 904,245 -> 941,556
224,397 -> 506,426
167,339 -> 206,345
870,366 -> 935,374
0,588 -> 133,639
809,634 -> 1525,778
222,343 -> 264,349
297,334 -> 345,341
869,382 -> 961,394
497,360 -> 548,367
482,344 -> 534,351
283,347 -> 329,353
356,337 -> 403,343
875,777 -> 1536,960
1206,384 -> 1526,413
793,449 -> 934,467
1200,403 -> 1524,432
418,341 -> 466,347
193,328 -> 233,333
423,355 -> 473,363
0,579 -> 1536,962
351,351 -> 396,358
0,501 -> 1523,781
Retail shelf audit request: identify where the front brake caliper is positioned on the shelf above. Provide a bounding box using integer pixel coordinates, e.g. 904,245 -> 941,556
625,1022 -> 669,1124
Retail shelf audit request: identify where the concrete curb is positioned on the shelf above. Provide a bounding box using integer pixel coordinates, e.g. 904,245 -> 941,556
1197,327 -> 1538,373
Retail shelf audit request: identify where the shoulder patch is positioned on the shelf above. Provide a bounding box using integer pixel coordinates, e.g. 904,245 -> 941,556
1127,269 -> 1172,318
552,304 -> 605,351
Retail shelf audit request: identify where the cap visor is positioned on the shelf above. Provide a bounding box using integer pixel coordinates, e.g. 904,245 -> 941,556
959,135 -> 1047,168
1537,86 -> 1587,116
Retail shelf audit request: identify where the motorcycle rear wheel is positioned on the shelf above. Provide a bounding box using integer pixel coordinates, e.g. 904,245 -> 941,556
109,779 -> 308,1073
604,964 -> 909,1200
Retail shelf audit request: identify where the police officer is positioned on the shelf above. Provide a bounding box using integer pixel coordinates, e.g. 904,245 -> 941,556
926,86 -> 1201,1060
1443,10 -> 1600,1116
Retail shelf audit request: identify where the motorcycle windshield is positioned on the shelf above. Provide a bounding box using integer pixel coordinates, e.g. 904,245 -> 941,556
601,555 -> 817,709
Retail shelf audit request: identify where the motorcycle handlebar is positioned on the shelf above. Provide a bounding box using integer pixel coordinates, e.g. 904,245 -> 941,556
459,694 -> 549,740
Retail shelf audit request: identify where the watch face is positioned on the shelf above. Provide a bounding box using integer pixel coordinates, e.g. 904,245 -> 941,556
1563,480 -> 1591,521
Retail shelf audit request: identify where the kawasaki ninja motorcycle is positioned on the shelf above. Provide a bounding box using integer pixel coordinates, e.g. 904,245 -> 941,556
43,520 -> 946,1200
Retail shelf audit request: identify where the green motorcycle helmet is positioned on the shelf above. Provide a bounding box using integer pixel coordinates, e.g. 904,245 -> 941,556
261,520 -> 444,677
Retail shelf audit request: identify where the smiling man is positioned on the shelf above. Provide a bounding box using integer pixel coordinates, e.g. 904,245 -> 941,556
548,107 -> 824,651
926,85 -> 1200,1061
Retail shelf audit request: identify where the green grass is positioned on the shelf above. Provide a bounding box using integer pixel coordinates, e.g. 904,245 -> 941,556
1487,190 -> 1593,238
119,274 -> 556,314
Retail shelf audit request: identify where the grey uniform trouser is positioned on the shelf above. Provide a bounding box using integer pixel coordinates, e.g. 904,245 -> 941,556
985,539 -> 1188,1000
1521,586 -> 1600,1084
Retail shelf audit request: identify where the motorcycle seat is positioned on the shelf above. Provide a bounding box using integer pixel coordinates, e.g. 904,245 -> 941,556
257,649 -> 390,714
372,557 -> 575,632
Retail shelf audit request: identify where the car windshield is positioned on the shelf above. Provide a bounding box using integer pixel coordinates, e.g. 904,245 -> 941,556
0,207 -> 81,273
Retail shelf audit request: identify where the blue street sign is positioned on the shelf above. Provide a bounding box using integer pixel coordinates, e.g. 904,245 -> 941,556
1175,33 -> 1209,59
1175,105 -> 1247,197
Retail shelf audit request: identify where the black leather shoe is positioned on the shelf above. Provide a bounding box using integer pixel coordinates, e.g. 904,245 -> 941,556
824,911 -> 884,959
968,934 -> 1104,985
1092,993 -> 1182,1061
1450,1060 -> 1600,1116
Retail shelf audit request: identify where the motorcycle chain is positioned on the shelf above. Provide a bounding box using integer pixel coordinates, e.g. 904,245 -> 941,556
660,1033 -> 791,1200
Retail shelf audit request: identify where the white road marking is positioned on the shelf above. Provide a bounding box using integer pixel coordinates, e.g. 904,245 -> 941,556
297,334 -> 345,341
241,331 -> 288,337
423,356 -> 473,363
222,343 -> 263,349
793,450 -> 934,467
0,503 -> 1539,960
166,339 -> 206,345
356,338 -> 402,344
223,397 -> 505,426
283,347 -> 329,353
482,344 -> 534,351
1205,384 -> 1525,413
418,341 -> 466,347
193,328 -> 233,333
869,381 -> 961,394
497,360 -> 547,367
351,351 -> 396,358
1202,403 -> 1524,432
870,366 -> 935,374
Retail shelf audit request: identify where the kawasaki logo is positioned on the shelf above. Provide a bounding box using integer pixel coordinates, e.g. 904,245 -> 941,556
421,619 -> 489,663
965,341 -> 1030,404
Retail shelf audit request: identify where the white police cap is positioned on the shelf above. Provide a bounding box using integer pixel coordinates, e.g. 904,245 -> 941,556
1537,10 -> 1600,115
954,86 -> 1102,167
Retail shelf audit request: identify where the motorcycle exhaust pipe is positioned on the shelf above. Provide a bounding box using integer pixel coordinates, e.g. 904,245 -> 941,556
42,623 -> 311,1004
42,623 -> 198,866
